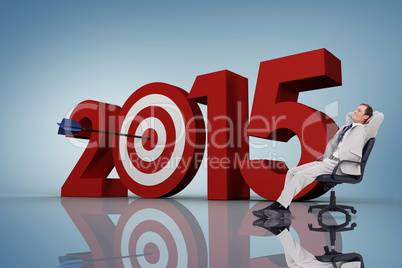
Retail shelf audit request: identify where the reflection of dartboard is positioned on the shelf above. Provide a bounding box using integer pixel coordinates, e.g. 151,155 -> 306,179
114,199 -> 208,268
113,83 -> 205,198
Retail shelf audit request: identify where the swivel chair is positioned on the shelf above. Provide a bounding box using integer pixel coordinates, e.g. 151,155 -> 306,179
309,218 -> 364,268
308,138 -> 376,221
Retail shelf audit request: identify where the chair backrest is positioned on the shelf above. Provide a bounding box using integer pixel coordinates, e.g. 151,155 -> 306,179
360,138 -> 375,177
316,137 -> 376,187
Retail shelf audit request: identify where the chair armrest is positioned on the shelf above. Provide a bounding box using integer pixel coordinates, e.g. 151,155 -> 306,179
332,160 -> 364,179
332,253 -> 363,267
316,156 -> 324,162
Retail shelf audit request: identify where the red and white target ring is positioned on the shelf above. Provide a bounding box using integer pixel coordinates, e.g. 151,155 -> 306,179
126,106 -> 176,174
131,221 -> 177,266
113,83 -> 205,198
122,209 -> 185,267
114,199 -> 208,268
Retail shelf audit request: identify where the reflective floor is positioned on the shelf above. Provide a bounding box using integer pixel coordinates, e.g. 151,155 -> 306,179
1,196 -> 400,267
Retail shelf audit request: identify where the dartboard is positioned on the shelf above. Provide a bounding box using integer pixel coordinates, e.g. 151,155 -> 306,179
113,83 -> 205,198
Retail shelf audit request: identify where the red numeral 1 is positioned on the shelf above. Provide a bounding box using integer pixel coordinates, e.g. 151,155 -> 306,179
188,70 -> 250,200
239,49 -> 341,201
61,100 -> 127,197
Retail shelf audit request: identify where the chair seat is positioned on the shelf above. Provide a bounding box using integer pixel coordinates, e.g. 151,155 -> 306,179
316,252 -> 343,262
316,252 -> 362,262
316,174 -> 361,184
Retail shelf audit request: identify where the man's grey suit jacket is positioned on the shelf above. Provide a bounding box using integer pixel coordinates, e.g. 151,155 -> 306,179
323,111 -> 384,175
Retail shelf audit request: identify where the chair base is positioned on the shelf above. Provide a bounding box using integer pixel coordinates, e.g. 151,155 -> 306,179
308,190 -> 357,221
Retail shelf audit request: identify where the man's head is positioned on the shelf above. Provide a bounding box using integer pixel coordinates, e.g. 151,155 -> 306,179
352,104 -> 373,124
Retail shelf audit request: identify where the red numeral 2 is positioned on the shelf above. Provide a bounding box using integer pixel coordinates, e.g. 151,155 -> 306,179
61,100 -> 127,197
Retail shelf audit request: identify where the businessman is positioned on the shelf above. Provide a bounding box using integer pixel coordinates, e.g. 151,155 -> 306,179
253,104 -> 384,219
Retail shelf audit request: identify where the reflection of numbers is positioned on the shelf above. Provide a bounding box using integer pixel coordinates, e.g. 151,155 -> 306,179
114,199 -> 208,268
239,49 -> 341,201
60,199 -> 338,267
60,197 -> 130,267
113,83 -> 205,198
61,100 -> 127,197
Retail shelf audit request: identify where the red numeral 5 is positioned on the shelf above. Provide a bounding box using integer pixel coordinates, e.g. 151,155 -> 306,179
239,48 -> 341,200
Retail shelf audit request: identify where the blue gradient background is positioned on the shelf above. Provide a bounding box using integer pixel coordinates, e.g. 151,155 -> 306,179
0,0 -> 400,202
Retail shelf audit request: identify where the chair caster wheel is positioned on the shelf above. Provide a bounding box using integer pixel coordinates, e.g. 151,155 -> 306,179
351,209 -> 357,214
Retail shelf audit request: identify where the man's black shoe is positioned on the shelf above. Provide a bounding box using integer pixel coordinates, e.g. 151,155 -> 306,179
252,201 -> 291,218
252,209 -> 266,218
252,218 -> 291,235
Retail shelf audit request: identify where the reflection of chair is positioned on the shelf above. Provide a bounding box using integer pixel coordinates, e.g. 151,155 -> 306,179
309,138 -> 376,220
309,218 -> 365,268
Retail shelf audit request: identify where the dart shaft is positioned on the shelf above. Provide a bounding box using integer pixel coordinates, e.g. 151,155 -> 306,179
83,253 -> 152,263
81,128 -> 150,140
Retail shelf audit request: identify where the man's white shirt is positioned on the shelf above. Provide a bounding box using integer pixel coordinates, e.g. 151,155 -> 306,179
332,122 -> 362,159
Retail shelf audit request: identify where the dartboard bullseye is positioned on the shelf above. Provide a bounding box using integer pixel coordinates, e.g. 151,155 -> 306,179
113,82 -> 206,198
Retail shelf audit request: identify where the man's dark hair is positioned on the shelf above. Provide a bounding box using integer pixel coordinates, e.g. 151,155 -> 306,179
361,103 -> 373,123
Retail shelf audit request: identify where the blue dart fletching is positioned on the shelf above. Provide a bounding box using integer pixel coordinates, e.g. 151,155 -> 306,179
57,253 -> 152,268
57,125 -> 67,135
62,118 -> 82,129
58,260 -> 83,268
57,118 -> 82,136
58,255 -> 80,263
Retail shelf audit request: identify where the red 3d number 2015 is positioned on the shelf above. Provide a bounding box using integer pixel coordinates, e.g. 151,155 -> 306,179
61,48 -> 342,200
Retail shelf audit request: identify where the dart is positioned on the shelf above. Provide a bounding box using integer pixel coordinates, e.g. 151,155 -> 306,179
58,252 -> 152,268
57,118 -> 150,140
